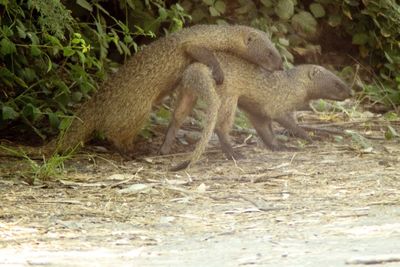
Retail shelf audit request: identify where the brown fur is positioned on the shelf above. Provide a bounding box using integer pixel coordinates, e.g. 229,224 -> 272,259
161,52 -> 352,170
1,24 -> 282,157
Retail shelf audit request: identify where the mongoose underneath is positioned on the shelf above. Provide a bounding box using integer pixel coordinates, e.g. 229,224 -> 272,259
160,52 -> 352,170
1,24 -> 282,156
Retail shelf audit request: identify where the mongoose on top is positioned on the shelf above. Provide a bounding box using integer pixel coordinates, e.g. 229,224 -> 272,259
160,52 -> 352,170
0,24 -> 282,157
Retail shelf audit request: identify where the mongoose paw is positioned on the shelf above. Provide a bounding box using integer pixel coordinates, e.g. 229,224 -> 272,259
212,67 -> 224,85
158,145 -> 171,155
169,160 -> 191,172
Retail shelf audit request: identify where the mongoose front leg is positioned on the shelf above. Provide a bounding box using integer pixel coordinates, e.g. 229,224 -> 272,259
215,96 -> 245,160
246,113 -> 297,152
275,113 -> 312,142
184,44 -> 224,85
159,88 -> 198,155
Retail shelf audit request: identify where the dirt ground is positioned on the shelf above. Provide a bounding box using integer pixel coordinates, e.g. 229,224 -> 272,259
1,111 -> 400,267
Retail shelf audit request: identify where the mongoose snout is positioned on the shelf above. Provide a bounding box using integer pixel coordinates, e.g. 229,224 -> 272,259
243,31 -> 282,71
310,66 -> 353,101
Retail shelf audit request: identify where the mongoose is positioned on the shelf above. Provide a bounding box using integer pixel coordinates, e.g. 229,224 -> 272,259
160,52 -> 352,170
1,24 -> 282,157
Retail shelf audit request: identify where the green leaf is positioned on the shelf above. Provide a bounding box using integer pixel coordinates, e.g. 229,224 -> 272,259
291,11 -> 317,34
94,3 -> 110,15
0,0 -> 9,6
383,112 -> 399,121
76,0 -> 93,12
278,37 -> 289,46
71,91 -> 83,102
23,103 -> 41,121
1,26 -> 13,37
0,38 -> 16,55
260,0 -> 273,8
191,8 -> 207,22
346,130 -> 372,149
385,125 -> 399,140
345,0 -> 359,6
310,3 -> 325,18
203,0 -> 215,5
59,117 -> 73,131
48,113 -> 60,129
209,6 -> 220,16
45,34 -> 62,47
2,106 -> 19,120
124,35 -> 134,46
214,0 -> 226,14
342,5 -> 352,19
16,26 -> 27,38
352,33 -> 369,45
380,27 -> 391,38
118,41 -> 131,56
21,68 -> 37,82
158,7 -> 168,20
275,0 -> 294,20
30,45 -> 41,56
27,32 -> 39,45
63,47 -> 75,57
328,14 -> 342,27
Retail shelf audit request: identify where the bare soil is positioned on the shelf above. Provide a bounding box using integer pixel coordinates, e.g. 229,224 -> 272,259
1,111 -> 400,267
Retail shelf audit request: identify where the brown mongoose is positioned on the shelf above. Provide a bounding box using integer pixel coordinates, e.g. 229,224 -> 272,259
160,52 -> 352,170
0,24 -> 283,156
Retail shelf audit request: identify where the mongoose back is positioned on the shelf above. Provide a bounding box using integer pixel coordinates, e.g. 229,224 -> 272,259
161,52 -> 352,170
1,24 -> 282,156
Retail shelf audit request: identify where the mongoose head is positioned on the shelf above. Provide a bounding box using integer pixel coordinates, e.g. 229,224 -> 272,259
237,27 -> 283,71
305,65 -> 353,101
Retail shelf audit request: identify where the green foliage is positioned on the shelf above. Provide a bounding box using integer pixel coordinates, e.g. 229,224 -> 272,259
0,144 -> 73,181
0,0 -> 189,139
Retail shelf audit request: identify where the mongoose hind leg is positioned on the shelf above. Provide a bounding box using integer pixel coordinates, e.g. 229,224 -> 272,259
160,88 -> 198,155
246,113 -> 298,152
276,113 -> 312,142
215,96 -> 245,160
170,63 -> 221,171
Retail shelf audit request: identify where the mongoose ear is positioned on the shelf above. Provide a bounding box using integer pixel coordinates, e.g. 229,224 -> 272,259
308,66 -> 323,80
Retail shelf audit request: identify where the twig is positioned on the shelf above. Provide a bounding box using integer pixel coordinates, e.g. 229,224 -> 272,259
301,125 -> 344,135
110,167 -> 143,188
346,254 -> 400,265
300,118 -> 377,128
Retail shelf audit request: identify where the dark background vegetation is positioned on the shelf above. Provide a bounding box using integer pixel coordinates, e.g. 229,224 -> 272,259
1,0 -> 399,142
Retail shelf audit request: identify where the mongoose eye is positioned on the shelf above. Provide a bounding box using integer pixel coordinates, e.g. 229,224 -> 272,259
308,67 -> 323,80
